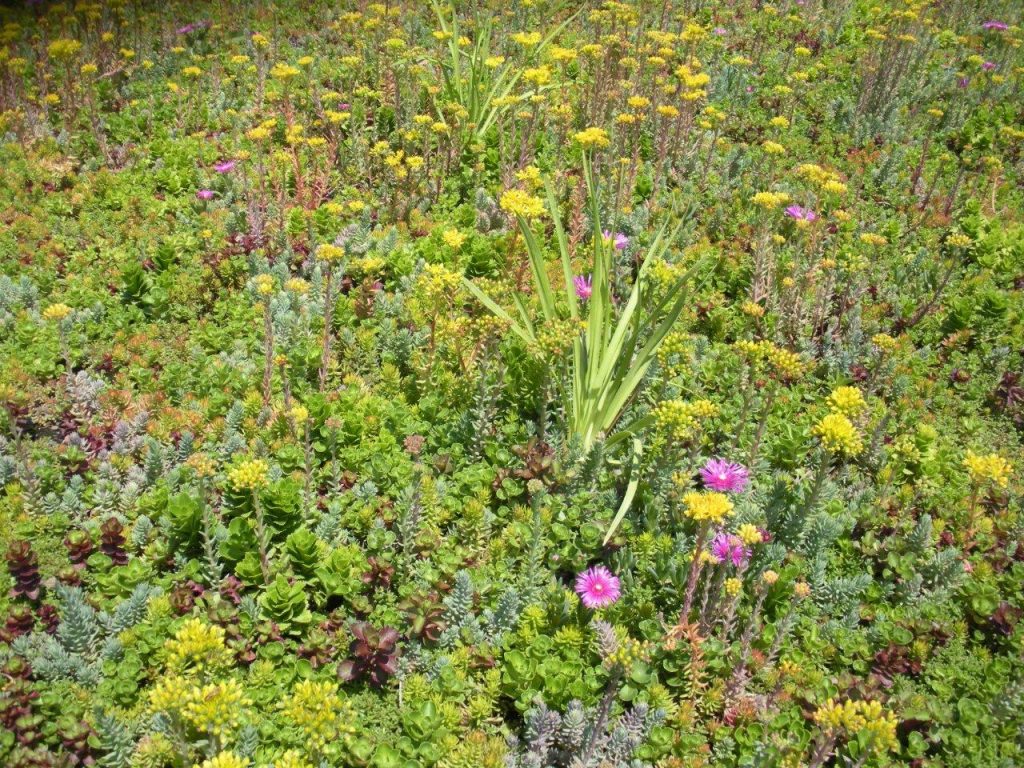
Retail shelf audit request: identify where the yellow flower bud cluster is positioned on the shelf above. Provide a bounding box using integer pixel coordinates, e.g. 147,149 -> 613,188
166,618 -> 233,673
813,699 -> 898,752
682,491 -> 734,524
43,303 -> 73,321
574,127 -> 611,149
227,459 -> 269,491
963,451 -> 1012,489
186,453 -> 216,478
652,399 -> 718,441
826,385 -> 866,416
182,678 -> 250,737
194,751 -> 250,768
500,189 -> 546,219
813,412 -> 864,457
281,679 -> 356,752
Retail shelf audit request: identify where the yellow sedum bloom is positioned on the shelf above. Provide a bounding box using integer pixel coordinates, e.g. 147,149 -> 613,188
227,459 -> 269,491
682,491 -> 734,524
813,413 -> 864,457
827,386 -> 866,416
43,303 -> 73,321
574,127 -> 611,149
166,618 -> 233,673
963,452 -> 1012,489
194,752 -> 249,768
500,189 -> 546,219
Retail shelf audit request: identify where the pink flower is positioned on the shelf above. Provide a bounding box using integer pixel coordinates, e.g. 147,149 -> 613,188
983,21 -> 1008,31
575,566 -> 621,609
982,61 -> 997,71
574,274 -> 593,301
710,532 -> 751,567
700,458 -> 750,493
784,205 -> 816,222
601,230 -> 629,250
196,189 -> 215,200
213,160 -> 237,173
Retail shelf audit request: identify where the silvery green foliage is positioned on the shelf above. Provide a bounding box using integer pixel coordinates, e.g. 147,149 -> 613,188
506,698 -> 663,768
143,437 -> 165,486
110,411 -> 149,457
236,724 -> 260,760
94,708 -> 135,768
591,620 -> 618,659
41,474 -> 87,517
474,188 -> 506,234
0,274 -> 38,328
131,515 -> 154,551
440,569 -> 478,648
483,587 -> 521,641
67,370 -> 107,419
0,438 -> 14,485
313,499 -> 342,543
18,584 -> 157,687
240,595 -> 261,623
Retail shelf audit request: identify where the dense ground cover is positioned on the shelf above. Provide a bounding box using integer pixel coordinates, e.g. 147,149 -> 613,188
0,0 -> 1023,766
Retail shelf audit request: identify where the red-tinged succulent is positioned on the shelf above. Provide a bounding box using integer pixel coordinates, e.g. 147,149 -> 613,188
6,541 -> 42,601
399,591 -> 445,645
362,557 -> 395,591
64,530 -> 94,568
338,622 -> 399,688
99,518 -> 128,566
1,605 -> 36,643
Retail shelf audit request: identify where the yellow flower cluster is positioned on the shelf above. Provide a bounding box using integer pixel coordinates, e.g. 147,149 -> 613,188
285,278 -> 309,294
317,244 -> 345,263
48,38 -> 83,61
254,274 -> 275,296
270,751 -> 313,768
813,413 -> 864,457
813,699 -> 898,752
43,303 -> 73,321
186,452 -> 216,478
859,232 -> 888,246
574,127 -> 611,149
751,191 -> 791,209
605,635 -> 650,669
149,674 -> 191,713
270,63 -> 301,81
736,523 -> 762,546
441,228 -> 466,249
227,459 -> 269,491
682,491 -> 734,524
500,189 -> 546,219
871,333 -> 897,353
733,340 -> 805,380
724,577 -> 743,596
166,618 -> 233,673
194,752 -> 249,768
182,679 -> 250,736
827,386 -> 866,416
652,399 -> 718,441
795,163 -> 845,194
281,679 -> 356,752
963,452 -> 1012,489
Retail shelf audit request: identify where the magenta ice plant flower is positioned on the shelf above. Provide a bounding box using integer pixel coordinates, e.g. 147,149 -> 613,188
196,189 -> 215,200
574,274 -> 593,301
601,230 -> 629,250
575,565 -> 621,609
213,160 -> 237,173
700,459 -> 750,493
710,532 -> 751,567
784,205 -> 816,222
982,21 -> 1008,31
